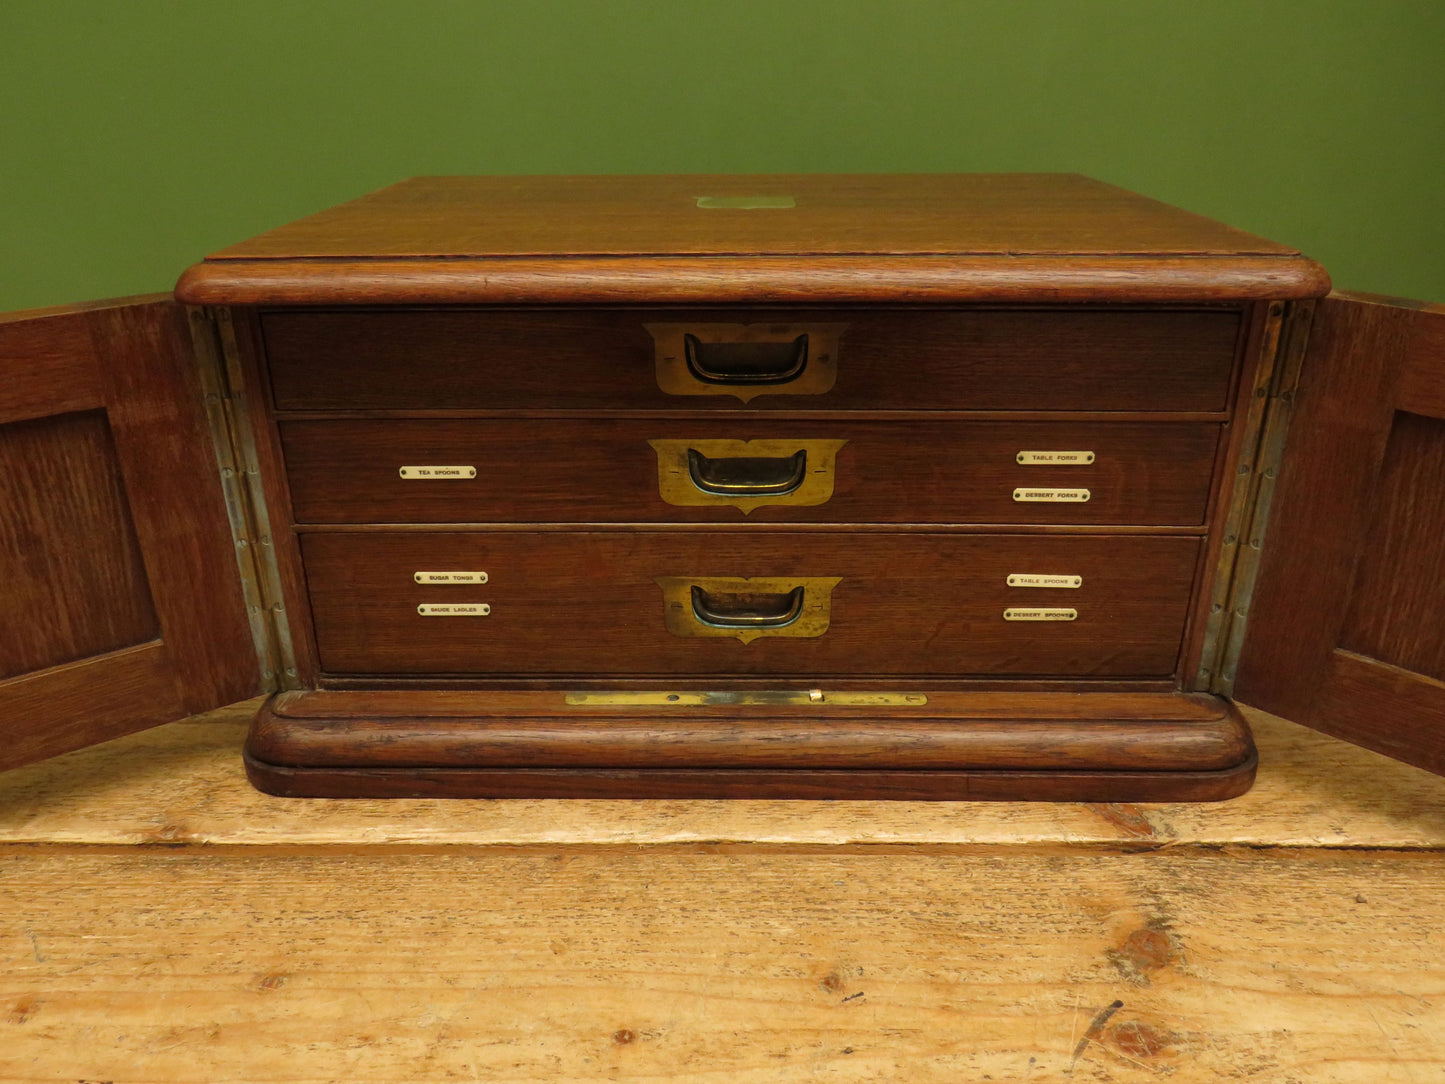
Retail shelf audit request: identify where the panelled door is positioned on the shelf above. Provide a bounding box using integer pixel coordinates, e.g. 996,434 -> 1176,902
0,296 -> 262,770
1237,292 -> 1445,775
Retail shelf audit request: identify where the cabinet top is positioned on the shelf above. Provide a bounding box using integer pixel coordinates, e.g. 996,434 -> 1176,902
176,174 -> 1330,305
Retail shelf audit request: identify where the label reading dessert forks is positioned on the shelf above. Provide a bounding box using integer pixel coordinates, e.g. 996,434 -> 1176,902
1012,488 -> 1090,502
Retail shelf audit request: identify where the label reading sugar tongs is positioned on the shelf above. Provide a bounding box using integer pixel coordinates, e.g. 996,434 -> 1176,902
414,571 -> 489,584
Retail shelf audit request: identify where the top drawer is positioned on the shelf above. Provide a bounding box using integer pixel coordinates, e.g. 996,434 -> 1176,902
261,307 -> 1242,413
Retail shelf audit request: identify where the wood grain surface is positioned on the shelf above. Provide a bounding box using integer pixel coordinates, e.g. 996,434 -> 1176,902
1,845 -> 1440,1082
1,703 -> 1440,849
174,175 -> 1330,305
261,306 -> 1242,413
298,532 -> 1202,678
208,175 -> 1309,260
0,296 -> 260,773
279,417 -> 1221,526
0,411 -> 158,677
1237,293 -> 1445,776
0,703 -> 1442,1080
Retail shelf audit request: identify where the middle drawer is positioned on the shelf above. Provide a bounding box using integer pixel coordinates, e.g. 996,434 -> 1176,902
280,419 -> 1220,525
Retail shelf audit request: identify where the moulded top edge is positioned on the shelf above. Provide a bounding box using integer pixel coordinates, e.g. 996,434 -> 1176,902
174,253 -> 1331,307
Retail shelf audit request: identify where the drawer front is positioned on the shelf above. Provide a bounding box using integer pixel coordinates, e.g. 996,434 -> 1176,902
263,307 -> 1241,412
300,532 -> 1201,677
281,419 -> 1220,526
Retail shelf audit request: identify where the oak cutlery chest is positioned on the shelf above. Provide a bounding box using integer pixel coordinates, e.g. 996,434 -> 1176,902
5,174 -> 1442,798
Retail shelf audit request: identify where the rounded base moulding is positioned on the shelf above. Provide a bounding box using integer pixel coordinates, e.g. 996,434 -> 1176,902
244,689 -> 1258,801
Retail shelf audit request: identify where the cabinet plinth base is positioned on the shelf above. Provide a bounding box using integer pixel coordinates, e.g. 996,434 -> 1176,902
245,689 -> 1257,801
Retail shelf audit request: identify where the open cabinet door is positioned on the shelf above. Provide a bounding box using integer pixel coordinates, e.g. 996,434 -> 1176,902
1236,292 -> 1445,774
0,296 -> 264,771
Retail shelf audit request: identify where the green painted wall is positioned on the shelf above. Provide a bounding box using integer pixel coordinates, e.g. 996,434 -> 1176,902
3,0 -> 1442,309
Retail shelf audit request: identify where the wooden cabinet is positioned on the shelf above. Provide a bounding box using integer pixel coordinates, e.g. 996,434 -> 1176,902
2,175 -> 1441,800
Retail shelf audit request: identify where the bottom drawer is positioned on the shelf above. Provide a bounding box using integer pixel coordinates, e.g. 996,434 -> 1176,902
300,532 -> 1201,678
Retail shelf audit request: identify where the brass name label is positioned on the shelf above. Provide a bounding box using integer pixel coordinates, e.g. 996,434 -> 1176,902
414,571 -> 489,584
1006,574 -> 1082,589
1016,450 -> 1095,465
417,604 -> 491,617
399,466 -> 477,480
1013,488 -> 1090,502
1004,608 -> 1078,622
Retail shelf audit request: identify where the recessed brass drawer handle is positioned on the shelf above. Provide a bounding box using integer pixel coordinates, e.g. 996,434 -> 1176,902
686,447 -> 807,497
691,584 -> 804,629
645,323 -> 845,401
655,575 -> 841,643
650,439 -> 846,513
684,333 -> 808,386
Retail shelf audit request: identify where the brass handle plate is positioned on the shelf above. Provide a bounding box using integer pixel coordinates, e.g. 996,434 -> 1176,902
655,576 -> 841,643
646,323 -> 845,401
650,438 -> 847,513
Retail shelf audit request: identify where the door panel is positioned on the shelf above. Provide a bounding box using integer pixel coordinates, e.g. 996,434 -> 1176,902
0,297 -> 262,771
1236,293 -> 1445,774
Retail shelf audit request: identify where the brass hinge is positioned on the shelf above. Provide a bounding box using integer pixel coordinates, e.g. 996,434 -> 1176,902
1197,299 -> 1315,696
187,307 -> 299,691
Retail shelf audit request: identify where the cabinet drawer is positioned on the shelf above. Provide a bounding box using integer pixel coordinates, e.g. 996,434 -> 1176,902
281,419 -> 1220,525
263,307 -> 1241,412
300,532 -> 1201,677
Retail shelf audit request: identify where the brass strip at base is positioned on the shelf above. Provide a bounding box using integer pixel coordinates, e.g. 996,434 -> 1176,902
563,690 -> 928,707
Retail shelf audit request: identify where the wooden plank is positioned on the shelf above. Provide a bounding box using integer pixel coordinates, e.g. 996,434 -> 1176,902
175,176 -> 1330,304
1394,296 -> 1445,418
0,642 -> 184,772
0,410 -> 159,677
0,312 -> 104,426
206,175 -> 1308,260
177,253 -> 1332,306
2,703 -> 1442,849
89,299 -> 263,714
0,847 -> 1441,1081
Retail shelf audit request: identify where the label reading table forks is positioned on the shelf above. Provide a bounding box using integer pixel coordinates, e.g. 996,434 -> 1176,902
1016,450 -> 1095,465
